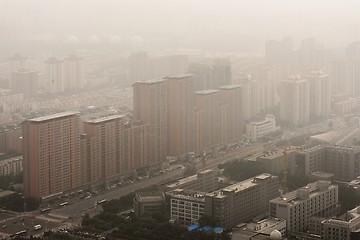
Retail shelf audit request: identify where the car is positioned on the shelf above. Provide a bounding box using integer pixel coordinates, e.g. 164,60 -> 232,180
2,225 -> 6,229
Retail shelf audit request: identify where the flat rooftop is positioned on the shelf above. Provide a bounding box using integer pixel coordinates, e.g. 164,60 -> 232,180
165,74 -> 193,79
195,89 -> 219,95
134,78 -> 167,85
28,111 -> 80,122
310,127 -> 357,144
169,189 -> 206,202
258,150 -> 283,160
219,85 -> 241,90
207,173 -> 272,198
85,114 -> 125,124
270,181 -> 334,205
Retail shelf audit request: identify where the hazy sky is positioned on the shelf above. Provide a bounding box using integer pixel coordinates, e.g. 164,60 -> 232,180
1,0 -> 360,48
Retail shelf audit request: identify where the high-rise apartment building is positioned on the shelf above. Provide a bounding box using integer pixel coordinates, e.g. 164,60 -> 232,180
64,55 -> 83,91
280,76 -> 310,126
129,52 -> 149,84
211,58 -> 232,89
205,173 -> 280,228
194,89 -> 221,152
82,115 -> 126,184
187,63 -> 212,91
265,37 -> 293,65
123,121 -> 148,173
22,112 -> 81,199
219,85 -> 243,143
269,181 -> 338,233
133,79 -> 168,166
44,57 -> 64,94
10,68 -> 38,98
166,74 -> 195,156
304,68 -> 331,119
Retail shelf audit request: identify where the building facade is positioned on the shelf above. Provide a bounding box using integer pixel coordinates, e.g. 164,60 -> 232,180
280,76 -> 310,126
0,156 -> 23,176
165,169 -> 218,193
269,181 -> 338,233
22,112 -> 81,199
194,89 -> 222,152
133,79 -> 168,166
166,74 -> 195,156
168,189 -> 206,226
247,114 -> 279,142
205,173 -> 280,228
10,68 -> 38,98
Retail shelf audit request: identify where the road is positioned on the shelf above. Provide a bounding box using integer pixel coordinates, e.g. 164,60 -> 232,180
52,144 -> 264,218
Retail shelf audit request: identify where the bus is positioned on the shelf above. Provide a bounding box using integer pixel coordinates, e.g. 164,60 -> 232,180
34,225 -> 42,231
97,199 -> 107,204
59,202 -> 68,207
12,230 -> 27,237
40,208 -> 51,213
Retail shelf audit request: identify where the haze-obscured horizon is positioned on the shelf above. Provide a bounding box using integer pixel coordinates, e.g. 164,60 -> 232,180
1,0 -> 360,57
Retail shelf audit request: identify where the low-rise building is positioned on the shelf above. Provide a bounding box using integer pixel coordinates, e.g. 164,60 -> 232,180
205,173 -> 280,228
321,206 -> 360,240
133,192 -> 165,217
0,156 -> 23,176
269,181 -> 338,233
168,189 -> 205,226
247,114 -> 279,142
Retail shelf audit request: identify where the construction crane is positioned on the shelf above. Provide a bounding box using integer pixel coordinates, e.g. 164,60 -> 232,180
282,146 -> 302,189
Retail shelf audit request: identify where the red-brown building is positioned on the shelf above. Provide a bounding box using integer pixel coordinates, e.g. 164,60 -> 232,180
22,112 -> 81,199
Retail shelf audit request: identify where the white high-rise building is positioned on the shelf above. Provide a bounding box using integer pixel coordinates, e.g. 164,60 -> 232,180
304,68 -> 331,119
44,57 -> 64,94
64,55 -> 83,91
280,76 -> 310,126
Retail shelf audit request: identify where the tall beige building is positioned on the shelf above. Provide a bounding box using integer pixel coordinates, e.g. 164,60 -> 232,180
166,74 -> 195,156
10,68 -> 38,98
64,55 -> 83,91
219,85 -> 243,143
304,68 -> 331,119
44,57 -> 64,94
133,79 -> 168,166
22,112 -> 81,199
280,76 -> 310,126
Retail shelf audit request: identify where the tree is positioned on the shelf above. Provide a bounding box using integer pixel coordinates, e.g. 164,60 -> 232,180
198,214 -> 217,227
222,160 -> 266,182
183,163 -> 197,177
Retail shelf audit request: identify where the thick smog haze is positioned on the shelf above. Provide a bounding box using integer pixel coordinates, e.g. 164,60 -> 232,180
1,0 -> 360,51
3,1 -> 360,240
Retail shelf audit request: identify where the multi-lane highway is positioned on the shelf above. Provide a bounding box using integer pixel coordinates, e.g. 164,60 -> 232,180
52,144 -> 264,218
